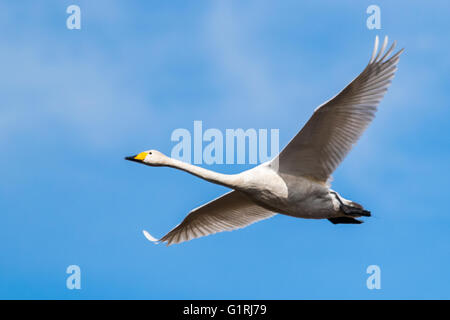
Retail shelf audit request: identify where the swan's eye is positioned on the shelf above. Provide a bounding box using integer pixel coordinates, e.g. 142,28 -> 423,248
149,152 -> 152,155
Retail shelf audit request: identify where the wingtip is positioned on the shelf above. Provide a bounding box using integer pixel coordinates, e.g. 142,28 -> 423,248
370,35 -> 379,63
373,35 -> 389,62
142,230 -> 159,244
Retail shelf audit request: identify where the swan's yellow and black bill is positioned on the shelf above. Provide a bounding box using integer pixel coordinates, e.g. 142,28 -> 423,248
125,155 -> 140,163
125,152 -> 148,163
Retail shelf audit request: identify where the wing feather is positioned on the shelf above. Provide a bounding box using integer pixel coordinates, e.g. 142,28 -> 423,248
145,190 -> 275,245
274,36 -> 403,181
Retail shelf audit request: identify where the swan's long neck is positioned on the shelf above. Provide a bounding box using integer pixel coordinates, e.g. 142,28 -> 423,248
165,158 -> 241,189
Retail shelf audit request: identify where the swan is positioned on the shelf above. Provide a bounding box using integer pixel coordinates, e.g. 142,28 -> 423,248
126,36 -> 403,245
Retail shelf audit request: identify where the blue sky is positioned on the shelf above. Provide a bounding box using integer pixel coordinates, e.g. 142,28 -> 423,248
1,0 -> 449,299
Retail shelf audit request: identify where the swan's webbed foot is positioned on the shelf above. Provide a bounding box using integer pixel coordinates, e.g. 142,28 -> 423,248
328,217 -> 363,224
340,204 -> 371,217
330,191 -> 371,217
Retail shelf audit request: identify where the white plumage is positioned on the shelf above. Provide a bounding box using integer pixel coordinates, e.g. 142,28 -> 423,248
126,36 -> 403,245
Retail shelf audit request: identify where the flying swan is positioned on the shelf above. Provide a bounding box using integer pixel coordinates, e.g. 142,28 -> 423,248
126,36 -> 403,245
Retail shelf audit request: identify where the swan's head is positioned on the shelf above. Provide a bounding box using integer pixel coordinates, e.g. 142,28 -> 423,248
125,150 -> 168,166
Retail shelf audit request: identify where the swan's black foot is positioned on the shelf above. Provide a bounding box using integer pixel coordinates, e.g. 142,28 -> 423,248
340,204 -> 371,217
328,217 -> 363,224
330,191 -> 371,217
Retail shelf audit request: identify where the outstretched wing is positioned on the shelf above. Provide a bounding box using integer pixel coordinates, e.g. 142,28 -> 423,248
274,36 -> 403,182
144,190 -> 276,246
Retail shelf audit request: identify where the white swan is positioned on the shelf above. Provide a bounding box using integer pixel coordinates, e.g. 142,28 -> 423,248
126,36 -> 403,245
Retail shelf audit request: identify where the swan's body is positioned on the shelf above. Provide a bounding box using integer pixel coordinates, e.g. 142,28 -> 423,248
126,36 -> 403,245
234,164 -> 337,219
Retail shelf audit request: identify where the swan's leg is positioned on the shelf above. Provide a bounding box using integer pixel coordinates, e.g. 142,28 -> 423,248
330,191 -> 371,217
